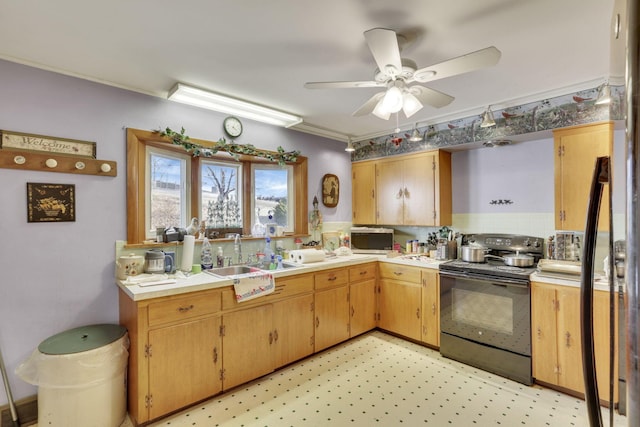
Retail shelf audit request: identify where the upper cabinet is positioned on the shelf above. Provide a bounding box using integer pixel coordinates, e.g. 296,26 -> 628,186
351,161 -> 377,225
371,150 -> 451,226
553,122 -> 613,231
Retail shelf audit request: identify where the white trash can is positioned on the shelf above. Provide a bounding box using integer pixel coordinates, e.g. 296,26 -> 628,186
16,324 -> 129,427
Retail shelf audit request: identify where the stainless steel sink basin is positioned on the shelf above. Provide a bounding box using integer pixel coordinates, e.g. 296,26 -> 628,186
254,260 -> 299,271
205,265 -> 260,278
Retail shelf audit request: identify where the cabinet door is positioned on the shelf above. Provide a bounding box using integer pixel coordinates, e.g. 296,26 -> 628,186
531,283 -> 559,384
222,305 -> 274,390
352,161 -> 377,224
556,286 -> 584,392
350,278 -> 377,337
403,154 -> 436,226
273,293 -> 314,367
593,290 -> 618,402
376,160 -> 404,225
420,269 -> 439,347
554,122 -> 612,231
148,316 -> 222,419
315,285 -> 350,352
378,278 -> 422,341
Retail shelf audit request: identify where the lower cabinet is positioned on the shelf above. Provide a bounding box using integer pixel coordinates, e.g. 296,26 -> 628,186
531,281 -> 617,402
377,263 -> 440,347
349,263 -> 377,337
420,269 -> 440,347
148,315 -> 222,420
314,268 -> 350,352
378,263 -> 422,341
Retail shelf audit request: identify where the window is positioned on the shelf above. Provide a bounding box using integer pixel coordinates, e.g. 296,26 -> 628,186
126,128 -> 308,244
147,147 -> 190,240
251,164 -> 294,232
201,161 -> 242,229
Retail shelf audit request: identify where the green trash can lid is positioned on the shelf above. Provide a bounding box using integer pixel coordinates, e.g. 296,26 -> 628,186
38,324 -> 127,355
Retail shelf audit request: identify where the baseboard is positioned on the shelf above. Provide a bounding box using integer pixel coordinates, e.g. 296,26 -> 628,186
1,396 -> 37,427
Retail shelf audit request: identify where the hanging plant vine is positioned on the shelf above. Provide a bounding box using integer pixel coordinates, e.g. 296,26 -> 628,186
156,127 -> 300,166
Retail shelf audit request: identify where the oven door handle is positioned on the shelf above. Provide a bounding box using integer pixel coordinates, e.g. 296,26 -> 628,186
439,270 -> 530,288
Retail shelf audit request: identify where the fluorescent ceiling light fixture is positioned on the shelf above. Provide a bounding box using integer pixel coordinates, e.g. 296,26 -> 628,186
480,106 -> 496,128
168,83 -> 303,128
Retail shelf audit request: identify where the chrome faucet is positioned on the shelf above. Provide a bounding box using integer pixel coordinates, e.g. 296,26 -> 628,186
234,233 -> 243,264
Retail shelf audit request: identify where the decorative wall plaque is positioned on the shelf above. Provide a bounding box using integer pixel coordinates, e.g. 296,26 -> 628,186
27,182 -> 76,222
2,130 -> 96,159
321,173 -> 339,207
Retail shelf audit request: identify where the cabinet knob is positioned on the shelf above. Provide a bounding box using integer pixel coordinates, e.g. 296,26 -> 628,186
416,308 -> 420,319
213,347 -> 218,363
273,329 -> 279,342
431,303 -> 436,315
565,331 -> 571,347
316,317 -> 320,328
269,331 -> 273,345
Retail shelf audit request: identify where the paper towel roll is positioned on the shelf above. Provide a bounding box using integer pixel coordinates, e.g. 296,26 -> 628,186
290,249 -> 326,264
181,235 -> 195,272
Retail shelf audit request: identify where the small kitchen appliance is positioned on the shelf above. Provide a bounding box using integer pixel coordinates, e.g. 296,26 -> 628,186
439,233 -> 544,385
144,250 -> 173,274
350,227 -> 394,254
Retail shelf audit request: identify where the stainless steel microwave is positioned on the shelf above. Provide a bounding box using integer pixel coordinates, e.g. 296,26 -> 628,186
350,227 -> 394,254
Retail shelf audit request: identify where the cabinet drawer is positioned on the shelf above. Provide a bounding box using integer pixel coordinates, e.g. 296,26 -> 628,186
378,263 -> 421,282
222,273 -> 314,310
349,263 -> 377,283
148,290 -> 222,327
314,268 -> 349,290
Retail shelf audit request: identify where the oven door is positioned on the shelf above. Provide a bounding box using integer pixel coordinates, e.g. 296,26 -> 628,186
439,271 -> 531,356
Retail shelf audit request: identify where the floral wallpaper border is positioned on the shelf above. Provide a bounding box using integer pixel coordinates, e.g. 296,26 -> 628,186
350,85 -> 624,161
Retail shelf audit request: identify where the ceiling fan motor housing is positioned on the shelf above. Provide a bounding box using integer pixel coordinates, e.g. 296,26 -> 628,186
374,58 -> 417,83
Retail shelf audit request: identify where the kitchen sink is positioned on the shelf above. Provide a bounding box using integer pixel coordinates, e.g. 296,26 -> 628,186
204,260 -> 299,278
253,260 -> 299,271
205,265 -> 260,278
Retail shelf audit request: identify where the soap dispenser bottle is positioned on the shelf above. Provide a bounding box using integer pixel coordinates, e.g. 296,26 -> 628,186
201,237 -> 213,270
264,237 -> 273,260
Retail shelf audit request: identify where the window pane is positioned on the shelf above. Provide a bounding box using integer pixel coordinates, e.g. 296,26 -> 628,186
201,162 -> 242,228
253,166 -> 293,232
149,152 -> 187,232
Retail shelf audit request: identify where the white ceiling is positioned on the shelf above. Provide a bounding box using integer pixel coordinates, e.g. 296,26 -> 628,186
0,0 -> 616,142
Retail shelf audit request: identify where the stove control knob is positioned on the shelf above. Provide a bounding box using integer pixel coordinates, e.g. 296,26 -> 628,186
533,240 -> 541,248
523,239 -> 531,247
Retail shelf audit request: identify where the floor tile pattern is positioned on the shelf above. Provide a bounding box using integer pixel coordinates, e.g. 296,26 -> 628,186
139,331 -> 626,427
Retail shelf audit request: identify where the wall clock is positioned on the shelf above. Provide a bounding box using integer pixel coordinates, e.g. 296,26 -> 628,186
321,174 -> 339,207
223,116 -> 243,138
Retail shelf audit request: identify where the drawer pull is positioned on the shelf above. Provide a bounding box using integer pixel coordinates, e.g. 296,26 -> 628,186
359,271 -> 367,276
178,305 -> 194,313
393,271 -> 403,276
328,276 -> 337,281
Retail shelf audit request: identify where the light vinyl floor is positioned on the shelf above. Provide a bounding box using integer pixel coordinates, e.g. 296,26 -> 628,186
123,330 -> 626,427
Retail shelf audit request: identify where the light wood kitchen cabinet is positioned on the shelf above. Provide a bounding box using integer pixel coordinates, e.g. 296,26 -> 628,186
348,262 -> 377,337
351,160 -> 377,225
272,293 -> 315,367
314,268 -> 350,351
531,281 -> 617,402
378,263 -> 422,341
375,150 -> 451,226
119,288 -> 224,425
553,122 -> 613,231
420,269 -> 440,347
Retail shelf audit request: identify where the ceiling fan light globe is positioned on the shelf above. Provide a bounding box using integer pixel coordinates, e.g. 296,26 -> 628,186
382,86 -> 403,113
402,92 -> 423,118
372,98 -> 392,120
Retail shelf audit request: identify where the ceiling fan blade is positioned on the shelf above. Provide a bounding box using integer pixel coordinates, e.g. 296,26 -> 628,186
410,85 -> 455,108
304,80 -> 384,89
352,92 -> 385,117
411,46 -> 501,83
364,28 -> 403,79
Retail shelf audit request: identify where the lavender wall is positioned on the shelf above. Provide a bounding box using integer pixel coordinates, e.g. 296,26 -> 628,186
0,59 -> 351,403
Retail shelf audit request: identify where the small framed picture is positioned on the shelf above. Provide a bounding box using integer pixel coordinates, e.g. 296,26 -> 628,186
27,183 -> 76,223
322,232 -> 340,251
321,174 -> 339,207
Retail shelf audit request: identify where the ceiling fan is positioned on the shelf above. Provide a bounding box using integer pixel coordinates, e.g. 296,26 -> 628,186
304,28 -> 501,120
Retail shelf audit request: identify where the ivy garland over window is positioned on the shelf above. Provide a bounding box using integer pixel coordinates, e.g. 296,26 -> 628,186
157,127 -> 300,166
